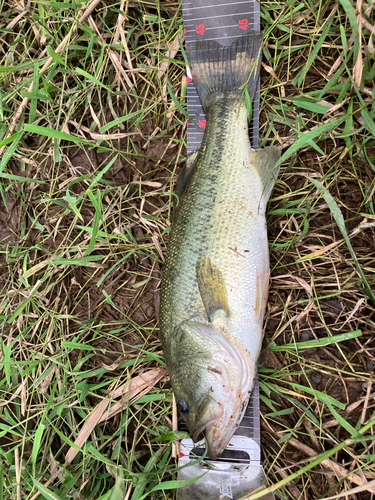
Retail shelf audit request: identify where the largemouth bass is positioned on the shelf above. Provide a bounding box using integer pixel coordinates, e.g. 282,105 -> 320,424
160,32 -> 280,459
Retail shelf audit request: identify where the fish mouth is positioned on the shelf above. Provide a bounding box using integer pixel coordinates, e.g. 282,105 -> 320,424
192,425 -> 206,443
189,395 -> 242,460
191,396 -> 224,443
190,421 -> 230,459
196,413 -> 240,460
189,386 -> 253,459
205,422 -> 234,460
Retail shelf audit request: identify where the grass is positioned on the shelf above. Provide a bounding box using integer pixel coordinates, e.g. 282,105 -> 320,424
0,0 -> 374,499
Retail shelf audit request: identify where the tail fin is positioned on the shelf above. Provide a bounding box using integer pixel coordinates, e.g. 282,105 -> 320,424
186,32 -> 262,111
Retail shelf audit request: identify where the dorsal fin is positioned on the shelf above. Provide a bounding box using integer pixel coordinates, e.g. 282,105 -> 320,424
196,256 -> 229,322
175,150 -> 199,202
251,146 -> 280,202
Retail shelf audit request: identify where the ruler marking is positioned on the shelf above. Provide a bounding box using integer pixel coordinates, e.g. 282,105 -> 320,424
185,22 -> 254,31
183,0 -> 257,11
186,33 -> 257,43
184,11 -> 254,21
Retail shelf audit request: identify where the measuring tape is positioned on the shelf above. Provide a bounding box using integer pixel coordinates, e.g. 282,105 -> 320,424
177,1 -> 274,499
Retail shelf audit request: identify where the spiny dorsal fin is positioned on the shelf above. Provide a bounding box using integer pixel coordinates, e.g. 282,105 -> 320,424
251,146 -> 280,202
196,256 -> 229,322
175,150 -> 199,202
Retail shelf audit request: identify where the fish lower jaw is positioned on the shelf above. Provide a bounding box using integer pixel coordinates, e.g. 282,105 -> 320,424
189,417 -> 232,459
192,425 -> 206,443
191,411 -> 223,444
194,401 -> 244,460
204,417 -> 239,460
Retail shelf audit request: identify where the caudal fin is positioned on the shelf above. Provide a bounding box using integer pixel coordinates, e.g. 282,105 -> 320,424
186,32 -> 262,111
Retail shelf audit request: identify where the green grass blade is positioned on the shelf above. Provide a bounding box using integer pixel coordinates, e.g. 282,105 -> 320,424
32,423 -> 46,472
291,97 -> 330,114
51,255 -> 104,266
76,67 -> 112,92
0,131 -> 24,173
47,46 -> 66,67
85,189 -> 102,255
100,109 -> 145,133
306,176 -> 375,302
97,251 -> 135,287
29,64 -> 39,123
31,478 -> 62,500
0,173 -> 45,183
0,131 -> 24,149
24,124 -> 91,145
293,14 -> 335,87
140,473 -> 207,500
338,0 -> 359,61
270,330 -> 361,352
277,115 -> 346,167
88,155 -> 118,190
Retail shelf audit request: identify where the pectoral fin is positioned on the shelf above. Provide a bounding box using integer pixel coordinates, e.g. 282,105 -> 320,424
196,256 -> 229,322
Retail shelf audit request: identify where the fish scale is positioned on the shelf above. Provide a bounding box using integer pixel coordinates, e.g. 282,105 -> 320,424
161,99 -> 267,357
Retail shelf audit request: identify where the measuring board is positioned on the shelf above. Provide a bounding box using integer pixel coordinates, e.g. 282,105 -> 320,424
183,0 -> 260,156
178,1 -> 274,499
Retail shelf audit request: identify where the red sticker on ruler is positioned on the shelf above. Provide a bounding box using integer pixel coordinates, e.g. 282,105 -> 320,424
199,119 -> 206,128
196,24 -> 205,35
239,19 -> 249,30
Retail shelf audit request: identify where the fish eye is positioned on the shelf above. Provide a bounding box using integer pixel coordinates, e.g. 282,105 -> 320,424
178,399 -> 189,414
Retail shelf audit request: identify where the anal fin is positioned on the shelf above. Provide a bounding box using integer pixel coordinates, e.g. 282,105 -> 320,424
254,268 -> 270,322
196,256 -> 229,322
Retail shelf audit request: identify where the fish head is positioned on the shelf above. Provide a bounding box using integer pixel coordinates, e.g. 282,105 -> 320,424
170,321 -> 254,459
